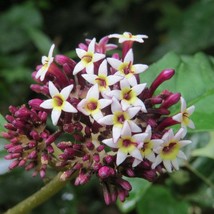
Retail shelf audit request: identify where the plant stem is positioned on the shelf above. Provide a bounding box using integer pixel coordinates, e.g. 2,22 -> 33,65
185,162 -> 214,189
4,172 -> 68,214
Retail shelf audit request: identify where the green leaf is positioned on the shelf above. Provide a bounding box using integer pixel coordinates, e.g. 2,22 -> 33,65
117,177 -> 151,213
141,52 -> 214,132
0,113 -> 6,133
136,185 -> 189,214
153,1 -> 214,59
191,132 -> 214,159
0,2 -> 42,54
27,28 -> 54,55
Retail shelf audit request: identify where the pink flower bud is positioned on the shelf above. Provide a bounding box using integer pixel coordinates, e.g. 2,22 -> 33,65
9,160 -> 20,169
74,173 -> 90,186
161,93 -> 181,109
98,166 -> 115,179
149,69 -> 175,95
102,183 -> 112,205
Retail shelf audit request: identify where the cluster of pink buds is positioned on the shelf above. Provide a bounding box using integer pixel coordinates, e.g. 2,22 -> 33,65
2,32 -> 195,204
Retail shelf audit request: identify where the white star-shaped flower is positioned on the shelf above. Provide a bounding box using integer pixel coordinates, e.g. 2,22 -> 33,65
36,44 -> 55,81
102,121 -> 147,166
152,128 -> 192,172
172,97 -> 195,136
132,125 -> 163,167
40,81 -> 77,125
73,38 -> 105,75
77,84 -> 112,121
98,97 -> 141,142
107,79 -> 147,112
82,60 -> 123,97
109,32 -> 148,43
107,49 -> 148,86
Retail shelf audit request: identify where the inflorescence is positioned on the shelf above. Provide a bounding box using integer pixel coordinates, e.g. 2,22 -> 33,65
2,32 -> 195,204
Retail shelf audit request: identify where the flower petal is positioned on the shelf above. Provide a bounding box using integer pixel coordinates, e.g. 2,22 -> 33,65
127,107 -> 141,119
133,64 -> 148,74
113,126 -> 122,143
62,101 -> 77,113
87,84 -> 99,99
60,85 -> 73,100
51,108 -> 61,126
49,81 -> 59,97
76,48 -> 86,58
107,58 -> 122,69
116,149 -> 127,165
102,138 -> 117,148
130,148 -> 142,160
111,97 -> 121,112
82,74 -> 97,84
99,99 -> 112,109
128,121 -> 142,133
86,63 -> 94,74
121,121 -> 131,137
124,49 -> 133,63
98,59 -> 108,76
73,61 -> 84,75
163,160 -> 172,172
107,75 -> 123,86
88,38 -> 96,52
40,99 -> 53,109
98,115 -> 114,125
132,83 -> 146,96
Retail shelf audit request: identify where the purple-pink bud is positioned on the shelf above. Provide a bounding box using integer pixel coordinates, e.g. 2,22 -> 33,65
161,93 -> 181,109
18,159 -> 26,167
28,99 -> 43,110
8,145 -> 23,153
74,173 -> 90,186
14,106 -> 31,118
57,141 -> 72,150
30,130 -> 40,141
63,123 -> 74,133
117,179 -> 132,191
4,123 -> 16,131
9,160 -> 20,169
5,115 -> 14,123
149,69 -> 175,96
55,55 -> 76,67
102,183 -> 112,205
98,166 -> 115,179
93,154 -> 100,163
96,145 -> 105,152
5,153 -> 21,160
45,131 -> 61,145
25,162 -> 35,171
86,142 -> 95,150
104,155 -> 115,164
28,150 -> 37,159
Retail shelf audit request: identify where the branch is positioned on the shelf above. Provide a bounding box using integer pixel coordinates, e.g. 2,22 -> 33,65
4,172 -> 68,214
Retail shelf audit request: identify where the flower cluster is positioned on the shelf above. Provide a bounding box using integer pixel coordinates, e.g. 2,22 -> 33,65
2,32 -> 195,204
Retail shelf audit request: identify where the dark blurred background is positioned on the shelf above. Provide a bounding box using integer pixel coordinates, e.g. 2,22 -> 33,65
1,0 -> 214,213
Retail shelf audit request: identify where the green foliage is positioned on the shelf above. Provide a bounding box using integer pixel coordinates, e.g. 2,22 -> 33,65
136,185 -> 189,214
153,0 -> 214,59
141,52 -> 214,132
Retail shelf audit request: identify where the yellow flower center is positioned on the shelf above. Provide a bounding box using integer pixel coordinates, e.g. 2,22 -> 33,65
52,94 -> 65,109
118,136 -> 136,153
120,88 -> 136,104
82,52 -> 93,65
95,75 -> 108,91
113,111 -> 129,127
182,111 -> 190,125
85,98 -> 100,114
160,141 -> 180,160
140,141 -> 153,156
118,62 -> 134,77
